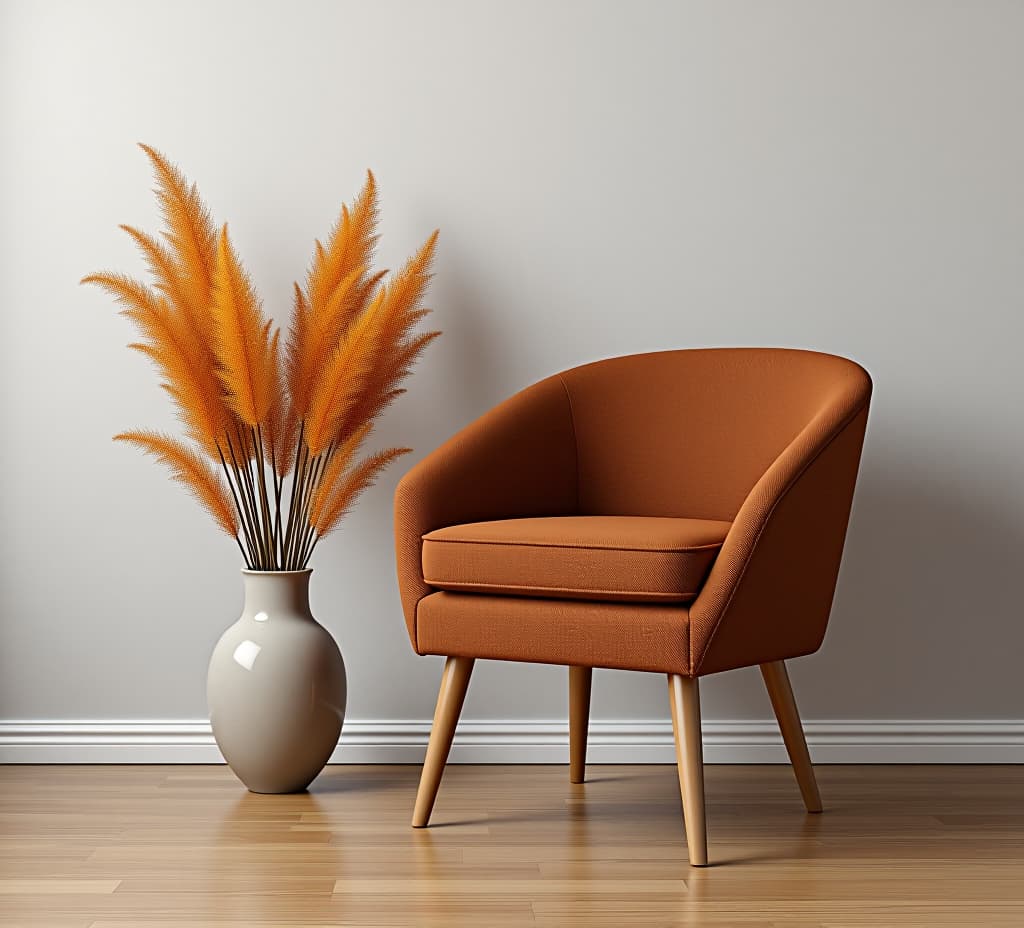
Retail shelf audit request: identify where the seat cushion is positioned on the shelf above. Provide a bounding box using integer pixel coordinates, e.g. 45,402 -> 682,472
421,515 -> 731,604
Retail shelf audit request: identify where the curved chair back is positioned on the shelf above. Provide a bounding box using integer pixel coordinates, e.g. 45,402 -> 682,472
559,348 -> 870,521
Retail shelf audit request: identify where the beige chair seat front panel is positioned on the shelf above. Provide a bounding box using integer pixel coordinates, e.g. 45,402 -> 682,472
422,515 -> 731,604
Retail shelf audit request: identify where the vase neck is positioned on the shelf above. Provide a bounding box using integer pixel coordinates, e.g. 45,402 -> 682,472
241,570 -> 313,617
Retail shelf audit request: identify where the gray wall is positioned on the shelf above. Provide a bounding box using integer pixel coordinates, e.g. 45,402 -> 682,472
2,0 -> 1022,733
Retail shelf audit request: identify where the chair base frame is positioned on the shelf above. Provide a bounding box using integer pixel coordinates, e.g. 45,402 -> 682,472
411,656 -> 821,866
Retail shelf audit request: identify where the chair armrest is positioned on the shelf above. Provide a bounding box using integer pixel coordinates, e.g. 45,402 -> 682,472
689,388 -> 871,676
393,375 -> 577,651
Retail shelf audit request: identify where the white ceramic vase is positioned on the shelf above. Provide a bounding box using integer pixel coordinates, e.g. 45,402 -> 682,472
207,569 -> 346,793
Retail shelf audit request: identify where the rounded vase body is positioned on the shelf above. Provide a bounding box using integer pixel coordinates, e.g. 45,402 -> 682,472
208,569 -> 346,793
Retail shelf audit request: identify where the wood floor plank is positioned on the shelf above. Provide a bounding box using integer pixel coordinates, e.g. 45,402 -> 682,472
333,877 -> 686,895
0,763 -> 1021,926
0,879 -> 120,893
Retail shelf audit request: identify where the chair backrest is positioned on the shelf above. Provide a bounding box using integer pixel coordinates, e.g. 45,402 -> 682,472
558,348 -> 871,522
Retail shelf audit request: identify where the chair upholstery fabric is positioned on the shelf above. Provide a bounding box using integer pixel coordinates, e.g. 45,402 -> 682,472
416,592 -> 692,674
394,348 -> 871,677
422,515 -> 732,603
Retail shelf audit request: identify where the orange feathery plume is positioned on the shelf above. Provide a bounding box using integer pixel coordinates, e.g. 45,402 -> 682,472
137,143 -> 217,332
345,329 -> 441,437
210,225 -> 275,427
262,328 -> 294,476
307,171 -> 379,322
119,224 -> 195,323
115,431 -> 238,537
312,447 -> 411,538
119,148 -> 241,457
302,288 -> 387,456
81,273 -> 227,456
308,422 -> 373,528
282,281 -> 311,448
287,264 -> 366,422
378,230 -> 439,323
337,231 -> 440,443
303,230 -> 437,454
88,147 -> 439,568
286,172 -> 380,424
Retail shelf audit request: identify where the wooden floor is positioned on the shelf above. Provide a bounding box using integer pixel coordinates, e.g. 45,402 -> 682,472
1,764 -> 1023,927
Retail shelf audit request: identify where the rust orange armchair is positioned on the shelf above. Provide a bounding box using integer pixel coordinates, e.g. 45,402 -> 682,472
394,348 -> 871,865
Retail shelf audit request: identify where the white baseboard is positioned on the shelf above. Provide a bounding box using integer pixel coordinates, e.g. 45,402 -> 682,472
1,719 -> 1022,764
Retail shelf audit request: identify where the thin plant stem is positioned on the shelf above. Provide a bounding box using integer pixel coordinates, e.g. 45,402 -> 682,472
224,435 -> 260,566
295,450 -> 326,566
270,443 -> 284,568
233,534 -> 252,567
253,425 -> 275,569
284,446 -> 308,569
238,443 -> 265,567
240,430 -> 269,569
230,430 -> 267,568
295,447 -> 319,566
296,446 -> 332,567
289,448 -> 316,570
295,434 -> 340,567
217,442 -> 258,566
303,535 -> 321,567
282,423 -> 307,569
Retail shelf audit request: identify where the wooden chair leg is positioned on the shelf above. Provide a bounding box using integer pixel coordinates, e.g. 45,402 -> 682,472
667,674 -> 708,867
569,665 -> 592,784
760,660 -> 823,813
412,656 -> 475,827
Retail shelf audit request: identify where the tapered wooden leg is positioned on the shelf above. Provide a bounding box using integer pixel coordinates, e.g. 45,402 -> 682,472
412,656 -> 475,827
667,674 -> 708,867
569,665 -> 592,784
760,660 -> 823,813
